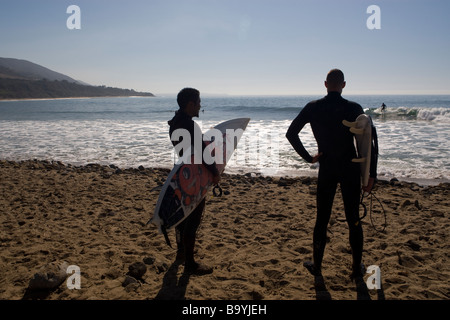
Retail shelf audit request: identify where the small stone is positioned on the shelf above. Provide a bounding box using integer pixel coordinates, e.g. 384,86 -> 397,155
155,261 -> 169,274
414,200 -> 422,210
122,275 -> 138,287
401,199 -> 412,208
390,177 -> 399,184
127,262 -> 146,279
143,257 -> 156,265
28,261 -> 69,291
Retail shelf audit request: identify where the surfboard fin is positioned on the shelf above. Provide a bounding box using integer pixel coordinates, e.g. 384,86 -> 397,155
352,157 -> 366,163
161,225 -> 172,248
342,119 -> 356,128
349,127 -> 364,135
343,120 -> 364,134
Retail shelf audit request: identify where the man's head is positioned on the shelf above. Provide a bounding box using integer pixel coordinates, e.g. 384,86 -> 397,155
177,87 -> 201,117
325,69 -> 346,93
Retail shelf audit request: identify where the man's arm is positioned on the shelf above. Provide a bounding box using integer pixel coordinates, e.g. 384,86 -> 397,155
286,107 -> 314,163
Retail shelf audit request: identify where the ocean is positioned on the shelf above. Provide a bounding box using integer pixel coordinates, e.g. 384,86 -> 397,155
0,95 -> 449,185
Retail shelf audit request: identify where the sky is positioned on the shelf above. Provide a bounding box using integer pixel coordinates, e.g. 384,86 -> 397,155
1,0 -> 450,96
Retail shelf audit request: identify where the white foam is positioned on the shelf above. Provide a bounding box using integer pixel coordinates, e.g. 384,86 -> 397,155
0,117 -> 448,183
417,107 -> 450,122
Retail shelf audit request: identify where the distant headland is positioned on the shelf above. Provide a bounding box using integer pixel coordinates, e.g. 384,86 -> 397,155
0,58 -> 154,100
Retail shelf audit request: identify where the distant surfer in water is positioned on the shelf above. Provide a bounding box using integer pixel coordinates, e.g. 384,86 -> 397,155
167,88 -> 220,275
286,69 -> 377,288
381,103 -> 386,112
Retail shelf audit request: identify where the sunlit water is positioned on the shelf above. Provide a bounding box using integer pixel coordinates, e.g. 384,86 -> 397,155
1,95 -> 449,185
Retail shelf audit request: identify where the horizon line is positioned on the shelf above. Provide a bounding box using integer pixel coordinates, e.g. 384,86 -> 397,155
153,92 -> 450,97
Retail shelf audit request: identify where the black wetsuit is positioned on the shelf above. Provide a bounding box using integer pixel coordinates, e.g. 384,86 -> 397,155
168,110 -> 218,266
286,92 -> 374,275
168,110 -> 219,177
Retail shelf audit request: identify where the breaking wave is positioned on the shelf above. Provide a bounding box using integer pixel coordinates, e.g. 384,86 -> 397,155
365,107 -> 450,122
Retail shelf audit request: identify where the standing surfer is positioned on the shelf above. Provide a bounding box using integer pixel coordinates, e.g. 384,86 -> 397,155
167,87 -> 220,275
286,69 -> 377,289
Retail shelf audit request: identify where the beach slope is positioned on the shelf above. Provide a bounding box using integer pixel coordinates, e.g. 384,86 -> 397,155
0,160 -> 448,300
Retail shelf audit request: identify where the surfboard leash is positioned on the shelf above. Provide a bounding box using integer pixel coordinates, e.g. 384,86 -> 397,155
359,192 -> 368,221
212,184 -> 223,197
336,190 -> 387,233
336,192 -> 367,225
367,191 -> 387,233
358,190 -> 387,233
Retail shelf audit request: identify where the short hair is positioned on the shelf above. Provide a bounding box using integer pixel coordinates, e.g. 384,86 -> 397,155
326,69 -> 345,86
177,88 -> 200,109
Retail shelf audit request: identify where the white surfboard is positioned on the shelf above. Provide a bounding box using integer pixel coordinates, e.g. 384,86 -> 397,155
149,118 -> 250,246
342,114 -> 372,188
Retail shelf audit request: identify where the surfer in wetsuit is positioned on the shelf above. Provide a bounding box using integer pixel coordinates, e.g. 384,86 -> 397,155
168,87 -> 220,275
286,69 -> 377,283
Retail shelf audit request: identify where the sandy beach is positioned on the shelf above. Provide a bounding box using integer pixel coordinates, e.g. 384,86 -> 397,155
0,159 -> 448,300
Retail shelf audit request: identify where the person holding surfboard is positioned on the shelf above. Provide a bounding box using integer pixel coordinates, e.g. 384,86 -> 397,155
167,87 -> 220,275
286,69 -> 377,284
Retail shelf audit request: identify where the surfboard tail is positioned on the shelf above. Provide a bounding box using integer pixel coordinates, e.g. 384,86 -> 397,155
161,225 -> 172,248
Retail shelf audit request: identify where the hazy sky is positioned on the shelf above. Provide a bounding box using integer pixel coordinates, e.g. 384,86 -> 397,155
1,0 -> 449,95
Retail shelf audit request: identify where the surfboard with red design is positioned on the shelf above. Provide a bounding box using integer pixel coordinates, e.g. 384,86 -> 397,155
149,118 -> 250,245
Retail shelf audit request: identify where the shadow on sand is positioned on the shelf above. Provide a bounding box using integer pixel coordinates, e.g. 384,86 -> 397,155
154,259 -> 191,300
314,275 -> 332,300
314,275 -> 386,300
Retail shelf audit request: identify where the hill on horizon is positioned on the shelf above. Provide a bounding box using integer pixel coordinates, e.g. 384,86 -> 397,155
0,58 -> 85,84
0,57 -> 154,99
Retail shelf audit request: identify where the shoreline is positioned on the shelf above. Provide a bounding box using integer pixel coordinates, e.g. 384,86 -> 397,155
1,158 -> 448,187
0,95 -> 156,102
0,159 -> 448,300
